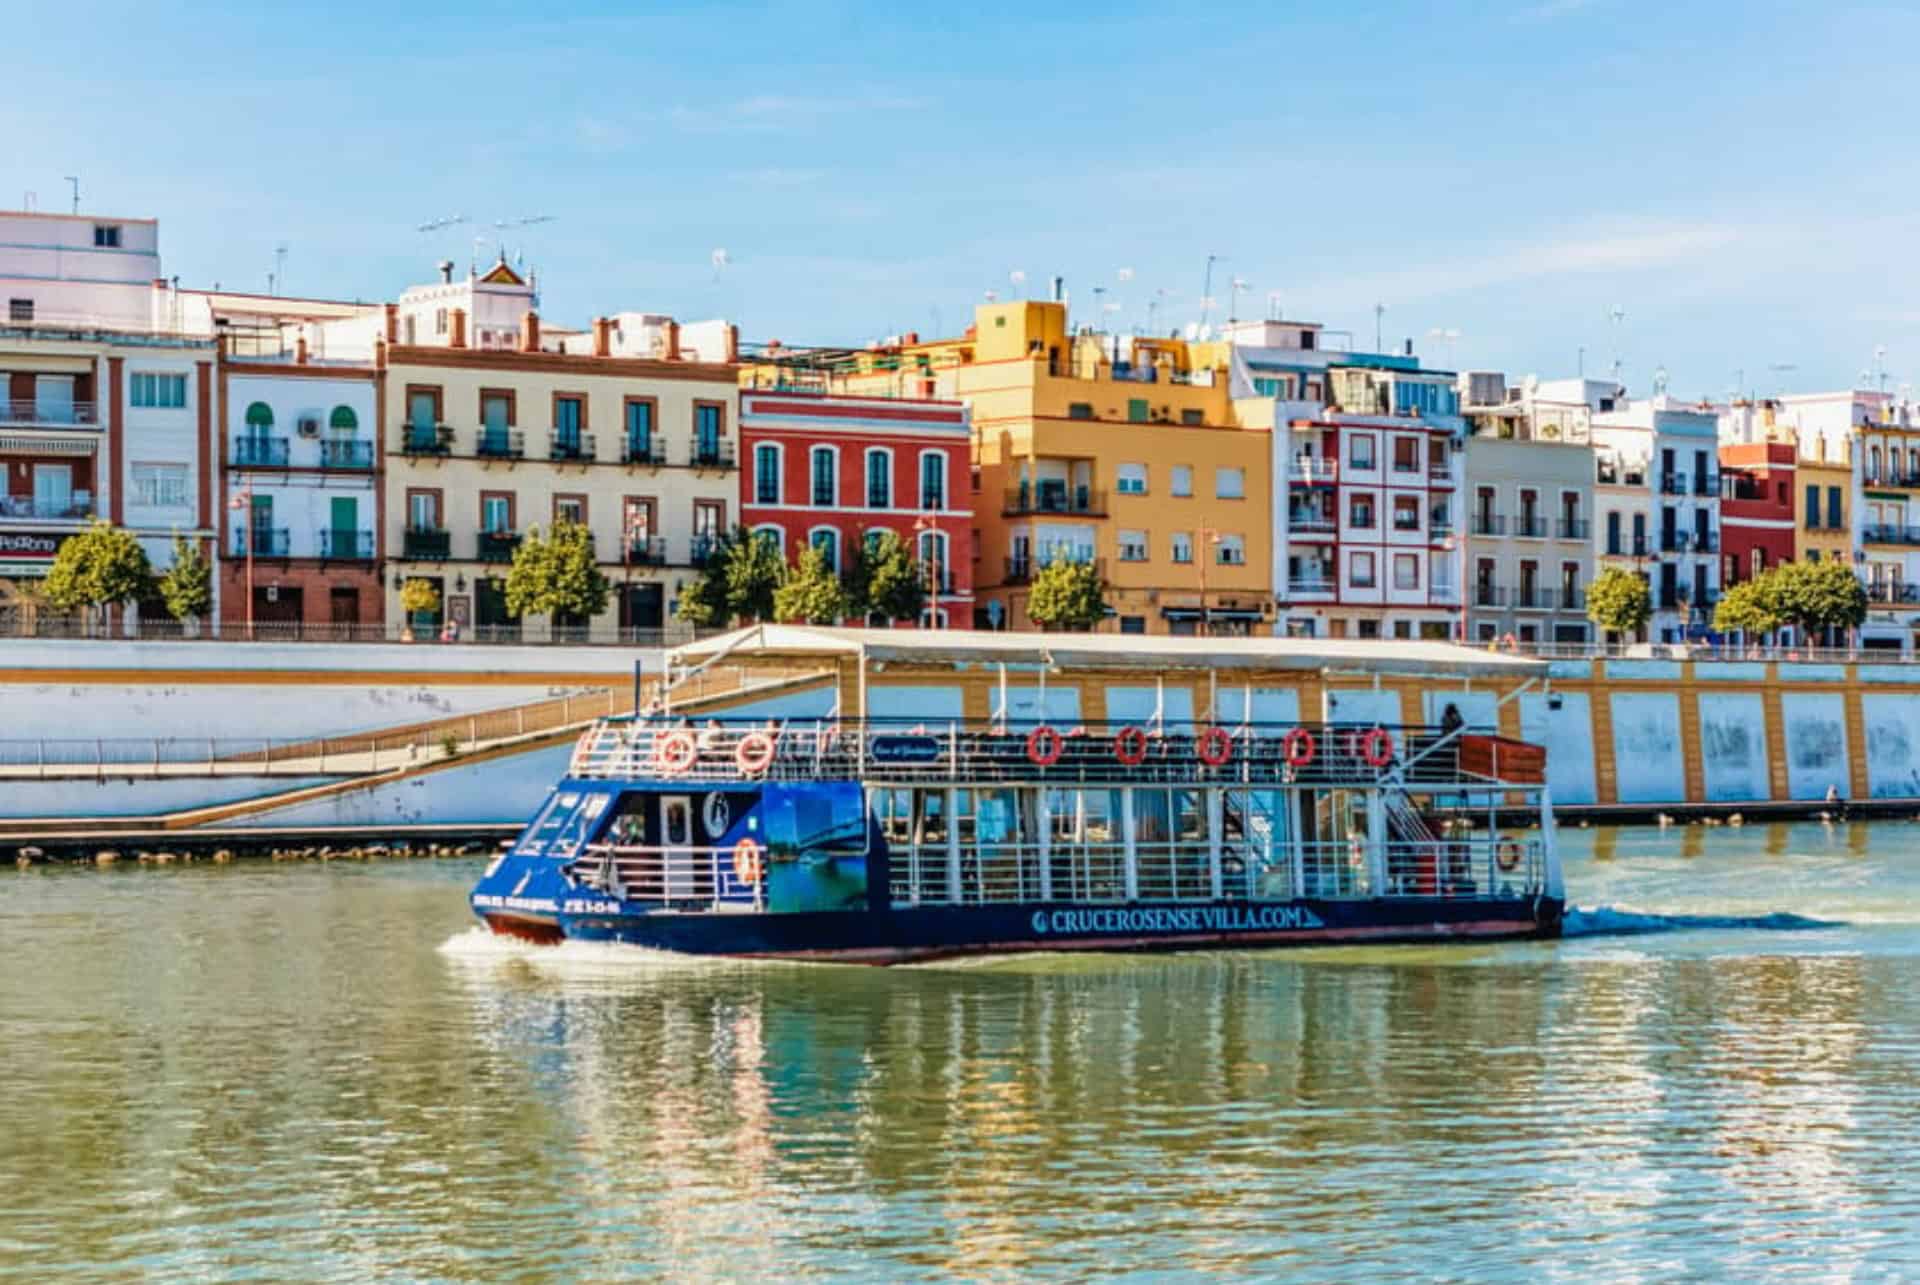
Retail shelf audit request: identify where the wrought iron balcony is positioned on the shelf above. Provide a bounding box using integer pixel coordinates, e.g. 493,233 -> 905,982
478,530 -> 522,562
1004,484 -> 1107,517
549,431 -> 596,462
321,439 -> 374,470
400,424 -> 454,456
402,526 -> 450,559
1471,513 -> 1506,536
1473,584 -> 1507,607
1557,518 -> 1590,540
319,529 -> 375,561
624,435 -> 667,466
1004,555 -> 1102,585
1,399 -> 97,427
232,436 -> 289,468
1660,473 -> 1690,495
477,428 -> 525,460
691,437 -> 736,469
626,535 -> 668,566
1513,516 -> 1548,538
231,526 -> 290,557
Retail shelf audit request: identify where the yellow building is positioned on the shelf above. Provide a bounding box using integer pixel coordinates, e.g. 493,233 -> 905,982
1795,448 -> 1851,566
748,301 -> 1272,635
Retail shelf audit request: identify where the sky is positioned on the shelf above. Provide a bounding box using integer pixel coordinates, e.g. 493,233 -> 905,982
7,0 -> 1920,398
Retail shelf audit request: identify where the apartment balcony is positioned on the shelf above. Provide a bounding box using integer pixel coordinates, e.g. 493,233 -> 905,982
402,526 -> 450,559
1869,582 -> 1920,604
476,428 -> 525,460
231,526 -> 290,558
1428,520 -> 1455,542
232,436 -> 289,468
626,536 -> 668,566
1864,471 -> 1920,490
1694,472 -> 1720,497
1597,462 -> 1647,487
319,529 -> 375,561
1473,584 -> 1507,607
0,495 -> 94,521
478,530 -> 522,562
1557,518 -> 1590,540
1004,555 -> 1102,585
320,439 -> 374,470
1513,586 -> 1553,611
1288,511 -> 1337,535
1604,536 -> 1650,558
1513,516 -> 1548,538
549,431 -> 596,463
1285,577 -> 1337,599
399,424 -> 454,456
1005,484 -> 1106,517
1429,582 -> 1461,604
1659,473 -> 1690,496
1428,463 -> 1453,484
1290,458 -> 1337,485
1659,531 -> 1720,554
680,535 -> 720,566
1,399 -> 97,428
691,437 -> 737,470
623,435 -> 668,466
1863,523 -> 1920,546
1471,513 -> 1506,536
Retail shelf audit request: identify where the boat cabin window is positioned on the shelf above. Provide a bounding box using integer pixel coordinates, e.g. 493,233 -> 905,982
662,797 -> 692,848
521,790 -> 584,855
550,792 -> 611,859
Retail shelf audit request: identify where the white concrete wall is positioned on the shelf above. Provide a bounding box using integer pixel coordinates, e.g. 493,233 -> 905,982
1865,694 -> 1920,798
1697,691 -> 1770,802
1781,691 -> 1850,801
0,682 -> 573,740
1610,691 -> 1683,804
0,775 -> 332,819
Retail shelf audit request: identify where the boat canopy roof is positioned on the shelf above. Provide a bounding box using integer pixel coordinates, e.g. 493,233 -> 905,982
669,625 -> 1544,679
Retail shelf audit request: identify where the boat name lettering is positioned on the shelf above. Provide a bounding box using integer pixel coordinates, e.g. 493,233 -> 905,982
472,893 -> 561,913
1032,904 -> 1326,936
563,898 -> 621,915
868,735 -> 942,764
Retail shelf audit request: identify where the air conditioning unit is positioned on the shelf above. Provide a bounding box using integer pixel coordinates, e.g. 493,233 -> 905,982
296,414 -> 321,438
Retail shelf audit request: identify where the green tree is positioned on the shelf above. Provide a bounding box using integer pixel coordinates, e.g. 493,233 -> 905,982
42,520 -> 153,630
1713,573 -> 1785,637
845,530 -> 927,624
675,527 -> 784,627
774,543 -> 850,624
157,534 -> 212,626
1025,558 -> 1107,631
1771,558 -> 1866,641
506,521 -> 610,628
1585,566 -> 1651,638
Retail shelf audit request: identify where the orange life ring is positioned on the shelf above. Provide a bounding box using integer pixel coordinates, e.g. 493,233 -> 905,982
1026,725 -> 1064,767
1495,840 -> 1522,872
1360,728 -> 1395,768
734,731 -> 776,776
654,731 -> 697,775
733,837 -> 764,883
1113,725 -> 1149,766
1196,726 -> 1233,767
1281,728 -> 1316,767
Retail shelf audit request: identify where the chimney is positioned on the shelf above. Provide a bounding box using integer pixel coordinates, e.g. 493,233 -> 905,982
592,316 -> 611,358
665,320 -> 681,361
520,310 -> 540,353
384,302 -> 399,343
437,259 -> 455,284
295,335 -> 309,365
725,323 -> 739,363
1050,275 -> 1065,303
449,307 -> 467,349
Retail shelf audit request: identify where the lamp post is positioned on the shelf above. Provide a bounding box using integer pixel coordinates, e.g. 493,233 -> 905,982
1196,520 -> 1221,637
227,485 -> 253,640
913,512 -> 940,629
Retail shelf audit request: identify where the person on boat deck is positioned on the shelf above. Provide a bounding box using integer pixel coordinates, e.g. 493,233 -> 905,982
1440,703 -> 1464,737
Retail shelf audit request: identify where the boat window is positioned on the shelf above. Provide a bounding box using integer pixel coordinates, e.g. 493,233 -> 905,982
663,797 -> 692,848
874,788 -> 914,846
761,782 -> 867,857
520,791 -> 582,854
550,792 -> 611,859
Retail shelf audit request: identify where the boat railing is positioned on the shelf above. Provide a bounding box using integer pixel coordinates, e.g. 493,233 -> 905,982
570,842 -> 765,910
567,718 -> 1532,788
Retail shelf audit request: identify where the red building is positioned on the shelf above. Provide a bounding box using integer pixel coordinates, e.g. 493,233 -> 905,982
1718,441 -> 1796,586
739,390 -> 972,627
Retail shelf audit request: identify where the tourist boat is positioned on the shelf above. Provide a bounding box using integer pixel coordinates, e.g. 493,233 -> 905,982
470,628 -> 1565,963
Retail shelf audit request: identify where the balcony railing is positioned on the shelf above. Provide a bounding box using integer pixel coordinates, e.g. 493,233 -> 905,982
550,432 -> 596,462
478,530 -> 522,562
1659,530 -> 1720,554
0,495 -> 94,520
1513,516 -> 1548,538
1004,555 -> 1102,585
1005,485 -> 1106,517
681,535 -> 720,566
232,436 -> 289,468
1870,582 -> 1920,603
477,428 -> 525,459
400,424 -> 454,456
1290,458 -> 1337,484
1288,512 -> 1337,534
1473,584 -> 1507,607
1604,536 -> 1649,557
1513,586 -> 1553,611
319,529 -> 375,561
1557,518 -> 1590,540
402,527 -> 450,559
1429,582 -> 1460,603
691,437 -> 736,469
1428,464 -> 1453,483
622,435 -> 666,466
232,526 -> 290,558
1471,513 -> 1506,536
321,439 -> 374,470
1660,473 -> 1690,495
1695,472 -> 1720,497
626,536 -> 668,566
1,399 -> 97,427
1428,521 -> 1454,542
1597,463 -> 1648,486
1286,577 -> 1336,596
1863,524 -> 1920,546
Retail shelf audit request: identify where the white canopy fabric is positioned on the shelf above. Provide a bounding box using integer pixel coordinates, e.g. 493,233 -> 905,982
670,625 -> 1543,679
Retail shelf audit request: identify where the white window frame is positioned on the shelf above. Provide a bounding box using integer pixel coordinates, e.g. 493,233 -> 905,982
1393,552 -> 1420,590
807,524 -> 841,572
130,462 -> 189,508
751,523 -> 786,552
754,442 -> 784,505
917,448 -> 948,511
1117,528 -> 1149,562
1170,465 -> 1193,497
810,445 -> 839,507
1348,433 -> 1376,470
1215,466 -> 1245,500
1171,531 -> 1193,564
1349,550 -> 1377,589
865,446 -> 894,509
1116,462 -> 1148,496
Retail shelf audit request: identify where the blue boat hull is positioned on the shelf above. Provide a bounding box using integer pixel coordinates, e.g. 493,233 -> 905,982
482,896 -> 1565,964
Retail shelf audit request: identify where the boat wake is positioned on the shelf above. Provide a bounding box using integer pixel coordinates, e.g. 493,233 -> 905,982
1563,906 -> 1842,938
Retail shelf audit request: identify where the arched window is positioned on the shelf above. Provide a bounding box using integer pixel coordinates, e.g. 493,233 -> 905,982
919,450 -> 947,510
754,444 -> 781,504
918,529 -> 949,594
751,524 -> 784,552
810,527 -> 840,572
865,447 -> 892,508
244,402 -> 274,430
811,446 -> 838,507
329,405 -> 358,431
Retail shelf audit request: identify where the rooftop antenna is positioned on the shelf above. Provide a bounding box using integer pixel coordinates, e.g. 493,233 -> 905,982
64,176 -> 78,215
1652,364 -> 1670,395
272,243 -> 288,297
1091,285 -> 1107,328
21,191 -> 34,212
1199,254 -> 1223,329
492,214 -> 555,266
1766,363 -> 1796,398
1009,269 -> 1027,300
1229,277 -> 1249,323
710,247 -> 731,282
1875,344 -> 1890,393
1373,302 -> 1387,353
1266,290 -> 1284,321
416,215 -> 469,233
1608,304 -> 1627,383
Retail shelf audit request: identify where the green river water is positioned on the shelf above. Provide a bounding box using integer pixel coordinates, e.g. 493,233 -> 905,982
4,821 -> 1920,1281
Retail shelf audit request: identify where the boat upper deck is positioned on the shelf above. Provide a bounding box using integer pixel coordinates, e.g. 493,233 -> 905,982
568,717 -> 1547,790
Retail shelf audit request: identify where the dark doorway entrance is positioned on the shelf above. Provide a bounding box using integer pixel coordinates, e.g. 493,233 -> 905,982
623,582 -> 665,633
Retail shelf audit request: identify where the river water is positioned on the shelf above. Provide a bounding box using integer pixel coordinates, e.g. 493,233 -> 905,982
5,822 -> 1920,1282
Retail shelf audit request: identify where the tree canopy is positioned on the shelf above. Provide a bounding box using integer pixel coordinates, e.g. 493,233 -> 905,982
399,577 -> 442,618
505,520 -> 610,622
1025,558 -> 1107,631
845,530 -> 927,624
675,526 -> 784,627
157,534 -> 212,623
42,521 -> 153,614
1585,566 -> 1651,636
1770,558 -> 1866,637
773,543 -> 850,624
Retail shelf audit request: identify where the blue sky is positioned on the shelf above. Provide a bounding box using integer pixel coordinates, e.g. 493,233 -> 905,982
8,0 -> 1918,396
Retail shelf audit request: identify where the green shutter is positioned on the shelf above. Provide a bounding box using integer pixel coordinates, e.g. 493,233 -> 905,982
1127,398 -> 1149,423
245,401 -> 274,429
329,405 -> 357,430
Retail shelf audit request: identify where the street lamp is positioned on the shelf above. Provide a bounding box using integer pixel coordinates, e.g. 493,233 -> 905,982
913,512 -> 942,629
1195,520 -> 1222,637
227,484 -> 254,640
